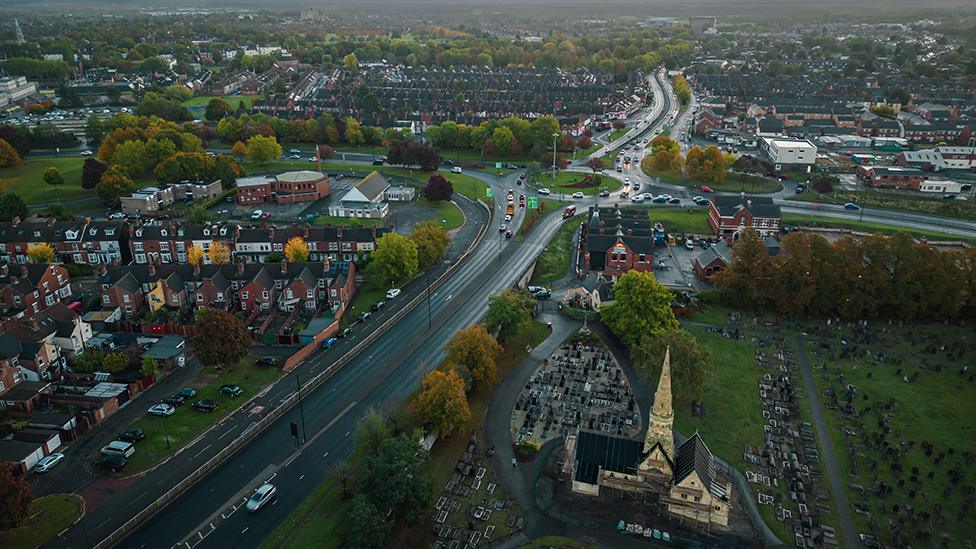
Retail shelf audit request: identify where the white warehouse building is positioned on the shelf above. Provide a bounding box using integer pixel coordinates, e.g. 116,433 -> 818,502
760,136 -> 818,171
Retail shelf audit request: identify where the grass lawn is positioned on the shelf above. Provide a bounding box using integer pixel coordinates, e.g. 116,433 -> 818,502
0,494 -> 83,549
533,171 -> 620,196
182,95 -> 261,108
312,215 -> 381,228
602,146 -> 624,169
642,165 -> 781,194
442,172 -> 489,202
608,128 -> 629,142
0,157 -> 91,204
647,208 -> 712,234
110,360 -> 283,473
416,198 -> 464,230
345,286 -> 386,322
790,188 -> 976,221
530,216 -> 584,284
782,213 -> 976,242
519,536 -> 604,549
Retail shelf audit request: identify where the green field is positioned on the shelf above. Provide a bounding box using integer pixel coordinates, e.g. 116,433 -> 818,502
532,171 -> 620,196
415,198 -> 465,230
648,208 -> 712,234
791,188 -> 976,221
0,157 -> 91,204
531,216 -> 584,284
608,127 -> 629,142
110,360 -> 282,473
0,494 -> 83,549
182,95 -> 262,108
642,166 -> 781,193
312,215 -> 382,228
783,213 -> 976,242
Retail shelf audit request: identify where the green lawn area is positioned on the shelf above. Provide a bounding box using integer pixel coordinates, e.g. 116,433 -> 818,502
519,536 -> 603,549
109,360 -> 283,473
782,213 -> 976,242
345,286 -> 386,321
790,188 -> 976,221
602,146 -> 624,168
530,216 -> 584,284
182,94 -> 261,108
642,166 -> 781,193
442,171 -> 489,202
608,127 -> 629,142
416,198 -> 464,230
647,208 -> 712,234
0,157 -> 91,204
533,171 -> 620,196
312,215 -> 381,228
0,494 -> 83,549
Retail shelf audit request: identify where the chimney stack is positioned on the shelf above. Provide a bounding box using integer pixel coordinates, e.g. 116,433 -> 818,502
280,259 -> 287,274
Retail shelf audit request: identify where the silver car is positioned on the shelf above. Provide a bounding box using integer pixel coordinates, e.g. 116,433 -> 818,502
34,453 -> 65,473
246,483 -> 277,512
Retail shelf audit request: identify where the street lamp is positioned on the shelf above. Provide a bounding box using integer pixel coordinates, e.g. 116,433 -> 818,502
552,132 -> 559,179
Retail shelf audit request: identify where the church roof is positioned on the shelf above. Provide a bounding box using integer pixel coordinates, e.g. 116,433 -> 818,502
673,433 -> 727,500
573,430 -> 643,485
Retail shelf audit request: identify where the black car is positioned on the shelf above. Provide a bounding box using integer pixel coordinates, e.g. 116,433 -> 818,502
176,387 -> 197,399
371,300 -> 386,312
96,453 -> 127,472
337,327 -> 352,338
219,384 -> 243,398
256,356 -> 279,367
162,394 -> 186,407
117,429 -> 145,442
193,399 -> 219,412
599,190 -> 610,197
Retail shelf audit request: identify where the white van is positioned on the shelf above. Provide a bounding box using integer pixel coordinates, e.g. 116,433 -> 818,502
101,440 -> 135,458
451,167 -> 462,174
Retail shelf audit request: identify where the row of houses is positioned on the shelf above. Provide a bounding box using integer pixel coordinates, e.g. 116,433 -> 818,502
0,218 -> 128,266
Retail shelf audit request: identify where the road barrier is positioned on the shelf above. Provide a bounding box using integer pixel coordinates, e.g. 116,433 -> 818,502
94,196 -> 493,549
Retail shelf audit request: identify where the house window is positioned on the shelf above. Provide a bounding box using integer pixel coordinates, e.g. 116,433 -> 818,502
217,292 -> 224,301
122,295 -> 130,303
197,293 -> 204,302
241,291 -> 249,300
262,291 -> 269,299
330,289 -> 337,297
102,295 -> 110,304
638,254 -> 645,263
306,290 -> 313,299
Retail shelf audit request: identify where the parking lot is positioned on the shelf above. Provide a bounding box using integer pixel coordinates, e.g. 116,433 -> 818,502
652,241 -> 715,292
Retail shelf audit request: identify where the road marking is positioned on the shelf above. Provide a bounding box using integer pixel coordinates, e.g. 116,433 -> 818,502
198,532 -> 203,540
344,431 -> 350,437
191,443 -> 213,460
323,452 -> 329,458
241,527 -> 249,535
268,472 -> 277,482
217,428 -> 234,440
299,474 -> 305,480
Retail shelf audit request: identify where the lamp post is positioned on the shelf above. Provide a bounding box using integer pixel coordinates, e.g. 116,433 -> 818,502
295,373 -> 307,444
552,133 -> 559,179
425,269 -> 432,330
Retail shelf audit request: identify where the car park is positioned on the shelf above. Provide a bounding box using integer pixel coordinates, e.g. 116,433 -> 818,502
148,403 -> 176,416
97,453 -> 127,472
192,399 -> 219,412
246,483 -> 278,512
34,453 -> 65,473
256,356 -> 279,367
321,337 -> 338,349
385,288 -> 401,299
219,384 -> 243,397
117,429 -> 146,442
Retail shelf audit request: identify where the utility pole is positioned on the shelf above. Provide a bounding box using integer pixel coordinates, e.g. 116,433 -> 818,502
425,269 -> 432,329
296,374 -> 307,443
552,133 -> 559,178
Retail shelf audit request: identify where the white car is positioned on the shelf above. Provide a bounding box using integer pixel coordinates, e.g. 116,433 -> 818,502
385,288 -> 401,299
34,453 -> 65,473
148,403 -> 176,417
251,210 -> 264,220
108,212 -> 125,220
246,483 -> 277,512
624,177 -> 630,183
289,148 -> 301,154
538,188 -> 551,195
631,195 -> 645,203
571,192 -> 584,199
81,150 -> 93,156
504,214 -> 512,222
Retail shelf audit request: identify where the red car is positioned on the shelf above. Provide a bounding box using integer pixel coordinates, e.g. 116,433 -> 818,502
701,186 -> 714,193
262,212 -> 272,219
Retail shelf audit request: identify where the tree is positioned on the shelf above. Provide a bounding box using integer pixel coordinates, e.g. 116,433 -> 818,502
163,85 -> 192,102
577,133 -> 593,150
422,174 -> 453,201
485,289 -> 534,342
246,135 -> 281,164
343,53 -> 359,69
0,461 -> 31,529
370,233 -> 419,285
230,140 -> 249,161
355,408 -> 392,456
102,351 -> 129,373
587,157 -> 604,172
713,229 -> 772,308
112,139 -> 151,178
0,138 -> 22,168
81,157 -> 108,189
96,165 -> 134,206
43,167 -> 64,187
187,245 -> 205,266
445,325 -> 502,388
342,494 -> 389,549
284,236 -> 309,262
26,243 -> 55,263
46,203 -> 71,221
387,140 -> 441,171
208,241 -> 231,264
633,329 -> 712,404
415,370 -> 470,436
410,221 -> 450,270
192,309 -> 250,368
600,270 -> 679,348
0,125 -> 30,157
530,115 -> 560,150
360,433 -> 433,523
140,355 -> 159,380
205,98 -> 233,122
316,144 -> 334,160
0,193 -> 28,222
673,74 -> 692,105
810,176 -> 834,193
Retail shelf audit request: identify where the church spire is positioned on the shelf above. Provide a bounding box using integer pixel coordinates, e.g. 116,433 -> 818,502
652,346 -> 673,419
642,346 -> 675,463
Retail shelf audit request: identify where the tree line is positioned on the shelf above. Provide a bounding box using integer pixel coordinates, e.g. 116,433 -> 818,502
641,135 -> 736,185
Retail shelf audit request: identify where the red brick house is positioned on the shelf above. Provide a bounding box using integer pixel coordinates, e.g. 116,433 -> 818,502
582,207 -> 655,276
0,218 -> 128,265
855,166 -> 927,191
708,196 -> 782,242
235,171 -> 330,206
0,263 -> 72,320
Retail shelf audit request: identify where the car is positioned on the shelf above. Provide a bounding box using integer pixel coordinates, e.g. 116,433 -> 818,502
533,288 -> 551,299
256,356 -> 279,367
538,188 -> 551,195
176,387 -> 197,399
337,327 -> 352,338
117,428 -> 146,443
356,311 -> 371,322
261,211 -> 272,220
692,195 -> 704,202
505,230 -> 513,238
108,212 -> 125,220
308,157 -> 317,162
148,403 -> 176,416
370,300 -> 385,311
943,194 -> 957,200
599,190 -> 610,197
246,483 -> 278,512
162,394 -> 186,407
685,238 -> 695,250
701,186 -> 714,193
652,196 -> 667,203
844,202 -> 861,210
34,453 -> 65,473
321,337 -> 338,349
620,192 -> 629,199
571,192 -> 584,199
289,148 -> 301,154
616,166 -> 623,172
219,384 -> 243,398
631,195 -> 645,203
251,210 -> 264,220
289,154 -> 301,159
778,175 -> 789,181
192,399 -> 219,412
216,208 -> 229,215
451,166 -> 463,174
81,150 -> 93,156
385,288 -> 401,299
96,453 -> 127,472
669,198 -> 681,204
372,158 -> 384,165
498,223 -> 507,232
504,214 -> 512,222
624,177 -> 631,183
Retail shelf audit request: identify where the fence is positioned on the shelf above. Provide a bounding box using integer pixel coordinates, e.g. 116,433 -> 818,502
94,195 -> 492,549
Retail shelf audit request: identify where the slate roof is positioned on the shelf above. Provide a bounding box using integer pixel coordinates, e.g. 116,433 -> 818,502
711,195 -> 781,219
355,171 -> 391,202
573,430 -> 643,485
673,433 -> 727,499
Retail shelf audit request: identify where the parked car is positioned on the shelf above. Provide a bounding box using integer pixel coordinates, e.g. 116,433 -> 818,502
34,453 -> 65,473
117,429 -> 146,442
219,384 -> 243,398
538,188 -> 551,195
101,440 -> 135,458
148,403 -> 176,417
631,195 -> 645,203
261,211 -> 272,220
251,210 -> 264,220
571,192 -> 584,199
451,166 -> 463,174
246,483 -> 278,512
192,399 -> 219,412
371,300 -> 386,312
321,337 -> 338,349
337,327 -> 352,338
668,198 -> 681,204
533,288 -> 551,300
289,148 -> 301,154
498,223 -> 507,232
599,190 -> 610,197
685,238 -> 695,250
256,356 -> 279,367
844,202 -> 861,210
81,150 -> 93,156
108,212 -> 125,220
651,196 -> 667,203
385,288 -> 401,299
176,387 -> 197,399
96,453 -> 127,472
357,311 -> 371,322
701,186 -> 714,193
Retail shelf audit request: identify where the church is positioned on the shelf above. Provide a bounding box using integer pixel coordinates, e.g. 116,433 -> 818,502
565,349 -> 732,529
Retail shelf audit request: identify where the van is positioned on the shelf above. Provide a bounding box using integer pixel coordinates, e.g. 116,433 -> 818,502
451,167 -> 463,174
101,440 -> 135,458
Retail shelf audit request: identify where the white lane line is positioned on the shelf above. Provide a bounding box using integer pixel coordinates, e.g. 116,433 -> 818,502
191,444 -> 213,460
217,427 -> 236,440
322,452 -> 329,458
241,527 -> 249,535
299,474 -> 305,480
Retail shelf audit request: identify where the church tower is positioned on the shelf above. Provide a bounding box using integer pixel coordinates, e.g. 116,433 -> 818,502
639,347 -> 675,476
